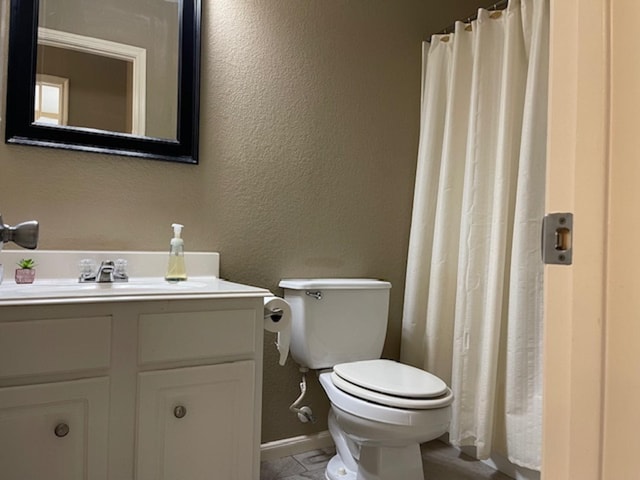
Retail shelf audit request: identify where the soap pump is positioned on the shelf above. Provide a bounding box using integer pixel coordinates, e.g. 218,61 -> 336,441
165,223 -> 187,282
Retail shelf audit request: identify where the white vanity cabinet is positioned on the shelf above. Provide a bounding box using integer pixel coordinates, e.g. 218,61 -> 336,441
0,377 -> 110,480
134,307 -> 261,480
0,314 -> 112,480
136,362 -> 255,480
0,288 -> 268,480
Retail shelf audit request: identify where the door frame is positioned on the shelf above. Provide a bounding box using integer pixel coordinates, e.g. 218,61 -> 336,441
543,0 -> 609,478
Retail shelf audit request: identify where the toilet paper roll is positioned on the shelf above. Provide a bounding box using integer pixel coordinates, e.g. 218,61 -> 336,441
263,296 -> 291,366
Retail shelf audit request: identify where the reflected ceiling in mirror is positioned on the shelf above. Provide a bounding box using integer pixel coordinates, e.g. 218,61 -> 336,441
5,0 -> 201,164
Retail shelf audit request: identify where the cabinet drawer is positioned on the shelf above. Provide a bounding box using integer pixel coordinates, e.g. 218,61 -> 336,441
138,309 -> 256,365
0,316 -> 112,379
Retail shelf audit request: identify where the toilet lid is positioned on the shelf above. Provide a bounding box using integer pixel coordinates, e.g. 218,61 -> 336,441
333,359 -> 448,398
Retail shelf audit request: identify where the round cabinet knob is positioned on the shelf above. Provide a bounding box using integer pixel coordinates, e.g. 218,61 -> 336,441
173,405 -> 187,419
54,423 -> 70,438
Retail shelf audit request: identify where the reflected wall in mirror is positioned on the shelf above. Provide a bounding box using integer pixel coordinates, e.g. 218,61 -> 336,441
5,0 -> 201,164
36,28 -> 149,137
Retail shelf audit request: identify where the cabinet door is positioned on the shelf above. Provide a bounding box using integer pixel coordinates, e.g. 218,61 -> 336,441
0,377 -> 109,480
136,361 -> 255,480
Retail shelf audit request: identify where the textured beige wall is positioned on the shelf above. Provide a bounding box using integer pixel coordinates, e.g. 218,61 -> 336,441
1,0 -> 486,443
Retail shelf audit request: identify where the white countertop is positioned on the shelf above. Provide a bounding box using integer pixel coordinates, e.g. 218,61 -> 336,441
0,250 -> 271,306
0,277 -> 271,306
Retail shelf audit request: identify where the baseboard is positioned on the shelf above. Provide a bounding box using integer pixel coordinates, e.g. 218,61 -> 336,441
260,431 -> 334,462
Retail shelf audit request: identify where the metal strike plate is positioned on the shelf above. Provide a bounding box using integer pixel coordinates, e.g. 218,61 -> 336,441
542,213 -> 573,265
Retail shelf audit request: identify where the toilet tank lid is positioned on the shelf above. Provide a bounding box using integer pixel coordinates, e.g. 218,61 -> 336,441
279,278 -> 391,290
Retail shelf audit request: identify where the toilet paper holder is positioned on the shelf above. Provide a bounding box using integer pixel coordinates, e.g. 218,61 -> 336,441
263,296 -> 291,367
264,307 -> 284,322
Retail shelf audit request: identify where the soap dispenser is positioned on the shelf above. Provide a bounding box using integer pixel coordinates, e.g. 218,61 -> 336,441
165,223 -> 187,282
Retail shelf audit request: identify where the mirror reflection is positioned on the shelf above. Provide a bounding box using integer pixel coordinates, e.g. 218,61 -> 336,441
36,0 -> 179,140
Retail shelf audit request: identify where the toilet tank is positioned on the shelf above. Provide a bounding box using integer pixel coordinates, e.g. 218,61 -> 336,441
279,278 -> 391,369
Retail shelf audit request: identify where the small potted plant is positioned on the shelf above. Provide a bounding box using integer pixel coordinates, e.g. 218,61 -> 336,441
15,258 -> 36,284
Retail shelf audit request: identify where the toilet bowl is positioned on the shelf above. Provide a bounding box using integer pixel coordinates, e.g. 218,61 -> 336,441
318,361 -> 452,480
279,278 -> 452,480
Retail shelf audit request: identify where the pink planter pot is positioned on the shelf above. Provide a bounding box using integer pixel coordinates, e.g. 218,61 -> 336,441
15,269 -> 36,284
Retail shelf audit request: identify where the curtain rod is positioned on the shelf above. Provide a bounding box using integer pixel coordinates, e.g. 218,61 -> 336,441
427,0 -> 509,39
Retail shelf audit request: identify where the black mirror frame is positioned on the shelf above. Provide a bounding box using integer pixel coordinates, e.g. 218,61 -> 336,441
5,0 -> 201,164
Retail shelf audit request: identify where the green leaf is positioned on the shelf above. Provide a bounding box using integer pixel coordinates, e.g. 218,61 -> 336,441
17,258 -> 35,269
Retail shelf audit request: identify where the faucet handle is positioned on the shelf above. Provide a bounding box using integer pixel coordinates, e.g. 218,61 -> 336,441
113,259 -> 128,282
78,259 -> 97,282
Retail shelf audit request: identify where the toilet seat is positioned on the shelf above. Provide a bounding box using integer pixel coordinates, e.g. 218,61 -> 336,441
334,359 -> 448,397
331,360 -> 452,410
319,372 -> 452,427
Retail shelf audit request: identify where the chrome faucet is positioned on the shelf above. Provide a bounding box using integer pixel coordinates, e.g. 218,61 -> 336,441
79,259 -> 128,283
0,214 -> 39,250
96,261 -> 115,283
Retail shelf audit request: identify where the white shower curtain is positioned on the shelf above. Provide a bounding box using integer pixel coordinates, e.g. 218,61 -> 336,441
401,0 -> 548,470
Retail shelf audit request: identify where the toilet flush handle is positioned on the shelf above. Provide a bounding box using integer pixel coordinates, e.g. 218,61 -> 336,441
305,290 -> 322,300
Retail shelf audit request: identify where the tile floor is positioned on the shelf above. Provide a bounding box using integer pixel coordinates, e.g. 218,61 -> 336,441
260,440 -> 514,480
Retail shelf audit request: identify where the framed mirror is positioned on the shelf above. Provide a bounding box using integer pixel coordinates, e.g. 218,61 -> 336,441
5,0 -> 201,164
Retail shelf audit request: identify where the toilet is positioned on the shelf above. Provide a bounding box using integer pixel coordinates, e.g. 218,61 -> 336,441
279,278 -> 453,480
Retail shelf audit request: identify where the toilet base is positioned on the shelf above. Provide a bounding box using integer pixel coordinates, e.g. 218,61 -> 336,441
325,445 -> 424,480
325,455 -> 356,480
357,444 -> 424,480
